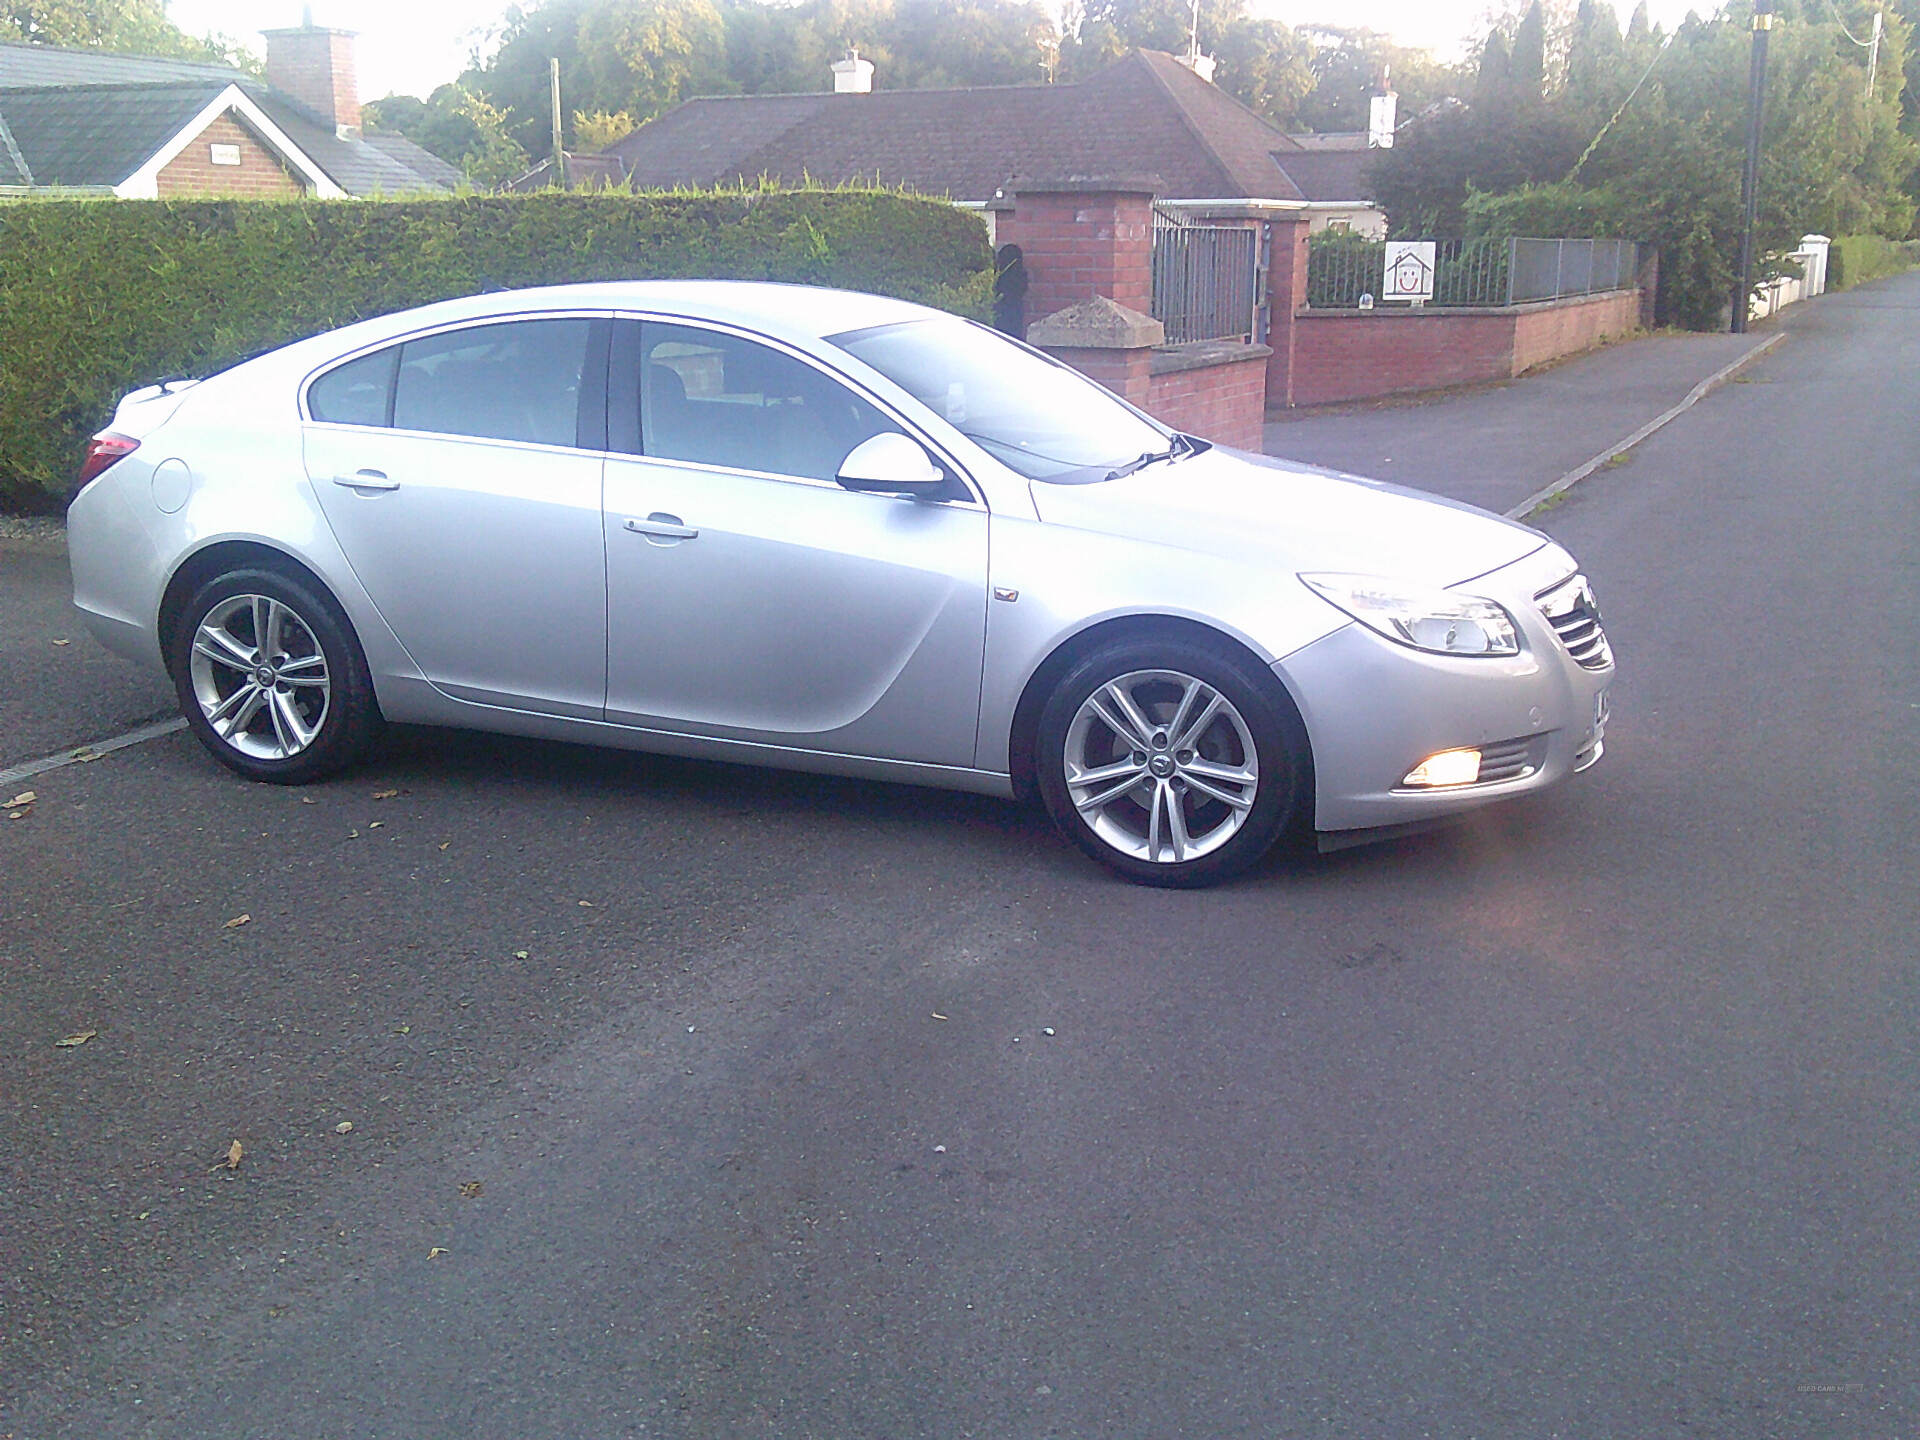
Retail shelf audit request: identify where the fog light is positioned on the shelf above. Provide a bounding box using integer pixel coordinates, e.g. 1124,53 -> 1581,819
1403,748 -> 1482,788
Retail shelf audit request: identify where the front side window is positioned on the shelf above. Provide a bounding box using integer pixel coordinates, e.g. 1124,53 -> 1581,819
830,317 -> 1171,483
639,323 -> 898,482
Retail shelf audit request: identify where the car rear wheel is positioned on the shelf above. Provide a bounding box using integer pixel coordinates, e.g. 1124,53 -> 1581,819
1035,637 -> 1308,887
170,566 -> 380,784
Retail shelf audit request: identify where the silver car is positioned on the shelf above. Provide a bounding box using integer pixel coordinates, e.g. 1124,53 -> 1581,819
67,281 -> 1612,886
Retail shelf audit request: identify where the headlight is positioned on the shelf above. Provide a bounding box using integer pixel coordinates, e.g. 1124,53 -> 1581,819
1300,573 -> 1519,657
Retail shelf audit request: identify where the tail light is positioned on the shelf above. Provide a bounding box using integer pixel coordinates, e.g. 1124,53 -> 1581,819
73,433 -> 140,499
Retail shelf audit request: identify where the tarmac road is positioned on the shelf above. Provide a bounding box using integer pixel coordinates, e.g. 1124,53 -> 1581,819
2,275 -> 1916,1438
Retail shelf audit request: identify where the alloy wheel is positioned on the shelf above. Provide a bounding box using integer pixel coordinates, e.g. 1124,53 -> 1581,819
1061,668 -> 1260,865
187,593 -> 332,761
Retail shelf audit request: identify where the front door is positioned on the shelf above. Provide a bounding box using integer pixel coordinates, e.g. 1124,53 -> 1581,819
601,320 -> 988,766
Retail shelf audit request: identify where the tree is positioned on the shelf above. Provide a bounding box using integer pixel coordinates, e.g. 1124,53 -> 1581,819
1474,30 -> 1513,105
0,0 -> 250,66
1374,0 -> 1919,322
572,108 -> 638,150
364,84 -> 530,184
1291,25 -> 1459,133
1510,1 -> 1547,100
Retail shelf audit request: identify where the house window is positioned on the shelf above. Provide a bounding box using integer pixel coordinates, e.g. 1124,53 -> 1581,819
209,143 -> 242,167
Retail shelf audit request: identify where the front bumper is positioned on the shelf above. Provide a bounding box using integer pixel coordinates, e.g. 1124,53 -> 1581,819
1277,548 -> 1614,835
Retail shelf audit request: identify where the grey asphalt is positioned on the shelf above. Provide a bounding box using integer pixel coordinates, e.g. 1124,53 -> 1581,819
0,525 -> 175,767
1263,327 -> 1775,514
3,276 -> 1916,1438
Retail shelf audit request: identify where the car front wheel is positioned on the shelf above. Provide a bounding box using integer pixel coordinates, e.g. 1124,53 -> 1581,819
170,565 -> 381,784
1035,637 -> 1309,887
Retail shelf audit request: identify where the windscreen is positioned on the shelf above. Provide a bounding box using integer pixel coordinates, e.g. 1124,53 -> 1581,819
830,318 -> 1170,483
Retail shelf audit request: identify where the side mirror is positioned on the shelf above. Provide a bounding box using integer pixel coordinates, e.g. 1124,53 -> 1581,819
835,433 -> 948,497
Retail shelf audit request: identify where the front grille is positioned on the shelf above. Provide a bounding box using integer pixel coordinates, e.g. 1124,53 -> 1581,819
1477,735 -> 1544,784
1535,573 -> 1613,670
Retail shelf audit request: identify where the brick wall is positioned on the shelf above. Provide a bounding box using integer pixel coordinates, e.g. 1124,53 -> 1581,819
1146,346 -> 1271,450
156,112 -> 304,199
1046,345 -> 1153,407
1286,289 -> 1642,407
1510,289 -> 1641,373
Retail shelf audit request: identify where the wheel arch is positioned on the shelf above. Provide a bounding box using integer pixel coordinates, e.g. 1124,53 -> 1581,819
158,541 -> 350,681
1006,613 -> 1313,803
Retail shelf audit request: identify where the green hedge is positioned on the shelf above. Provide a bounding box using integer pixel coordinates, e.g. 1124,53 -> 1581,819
0,189 -> 994,512
1827,234 -> 1920,290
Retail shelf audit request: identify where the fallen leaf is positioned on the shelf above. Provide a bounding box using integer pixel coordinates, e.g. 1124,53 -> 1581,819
8,811 -> 24,820
211,1139 -> 243,1172
223,914 -> 250,929
392,1024 -> 411,1035
6,790 -> 34,808
438,842 -> 450,851
137,1211 -> 150,1220
51,638 -> 70,646
427,1246 -> 448,1259
578,900 -> 595,908
300,797 -> 315,805
55,1029 -> 97,1048
372,789 -> 399,800
333,1120 -> 354,1135
930,1012 -> 949,1021
511,950 -> 529,960
459,1181 -> 484,1199
368,821 -> 384,830
71,748 -> 98,762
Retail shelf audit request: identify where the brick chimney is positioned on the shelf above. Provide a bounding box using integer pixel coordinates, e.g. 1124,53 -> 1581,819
262,16 -> 361,139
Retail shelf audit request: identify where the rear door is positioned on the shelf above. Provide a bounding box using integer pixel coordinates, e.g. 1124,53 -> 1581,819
303,315 -> 611,717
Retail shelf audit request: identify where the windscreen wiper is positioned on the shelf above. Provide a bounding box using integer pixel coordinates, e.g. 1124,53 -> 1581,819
1105,434 -> 1197,482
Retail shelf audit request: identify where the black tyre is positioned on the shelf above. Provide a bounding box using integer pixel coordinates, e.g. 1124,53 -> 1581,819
1035,635 -> 1309,887
168,565 -> 381,784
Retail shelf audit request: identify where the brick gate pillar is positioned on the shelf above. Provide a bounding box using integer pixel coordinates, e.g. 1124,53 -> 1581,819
994,175 -> 1159,324
1263,212 -> 1312,409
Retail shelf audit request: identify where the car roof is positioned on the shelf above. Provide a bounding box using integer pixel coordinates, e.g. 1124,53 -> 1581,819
235,280 -> 946,389
375,280 -> 933,344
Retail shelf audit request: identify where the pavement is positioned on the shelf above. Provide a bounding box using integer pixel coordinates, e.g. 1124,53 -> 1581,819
3,277 -> 1917,1438
1263,326 -> 1779,516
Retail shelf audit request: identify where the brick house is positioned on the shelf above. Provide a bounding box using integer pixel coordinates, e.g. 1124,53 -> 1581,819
0,25 -> 457,199
589,49 -> 1379,235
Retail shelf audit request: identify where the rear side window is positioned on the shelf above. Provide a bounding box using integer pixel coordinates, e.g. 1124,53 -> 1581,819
394,319 -> 592,447
307,319 -> 594,447
308,348 -> 396,427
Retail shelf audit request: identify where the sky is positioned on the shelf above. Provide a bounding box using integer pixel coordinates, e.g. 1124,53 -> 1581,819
165,0 -> 1703,103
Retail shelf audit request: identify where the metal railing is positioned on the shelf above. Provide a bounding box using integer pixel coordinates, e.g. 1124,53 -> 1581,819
1508,238 -> 1639,303
1306,235 -> 1641,309
1151,222 -> 1258,344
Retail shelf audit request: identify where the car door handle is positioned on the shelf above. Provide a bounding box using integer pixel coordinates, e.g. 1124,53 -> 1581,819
333,469 -> 398,491
624,514 -> 698,541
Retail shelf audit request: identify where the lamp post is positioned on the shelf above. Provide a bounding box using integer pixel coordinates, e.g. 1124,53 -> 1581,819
1732,0 -> 1775,334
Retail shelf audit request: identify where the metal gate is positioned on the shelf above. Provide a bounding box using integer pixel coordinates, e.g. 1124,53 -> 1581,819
1151,222 -> 1258,344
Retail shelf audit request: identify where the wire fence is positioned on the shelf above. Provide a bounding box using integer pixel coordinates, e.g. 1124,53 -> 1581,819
1306,234 -> 1641,309
1150,222 -> 1259,344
